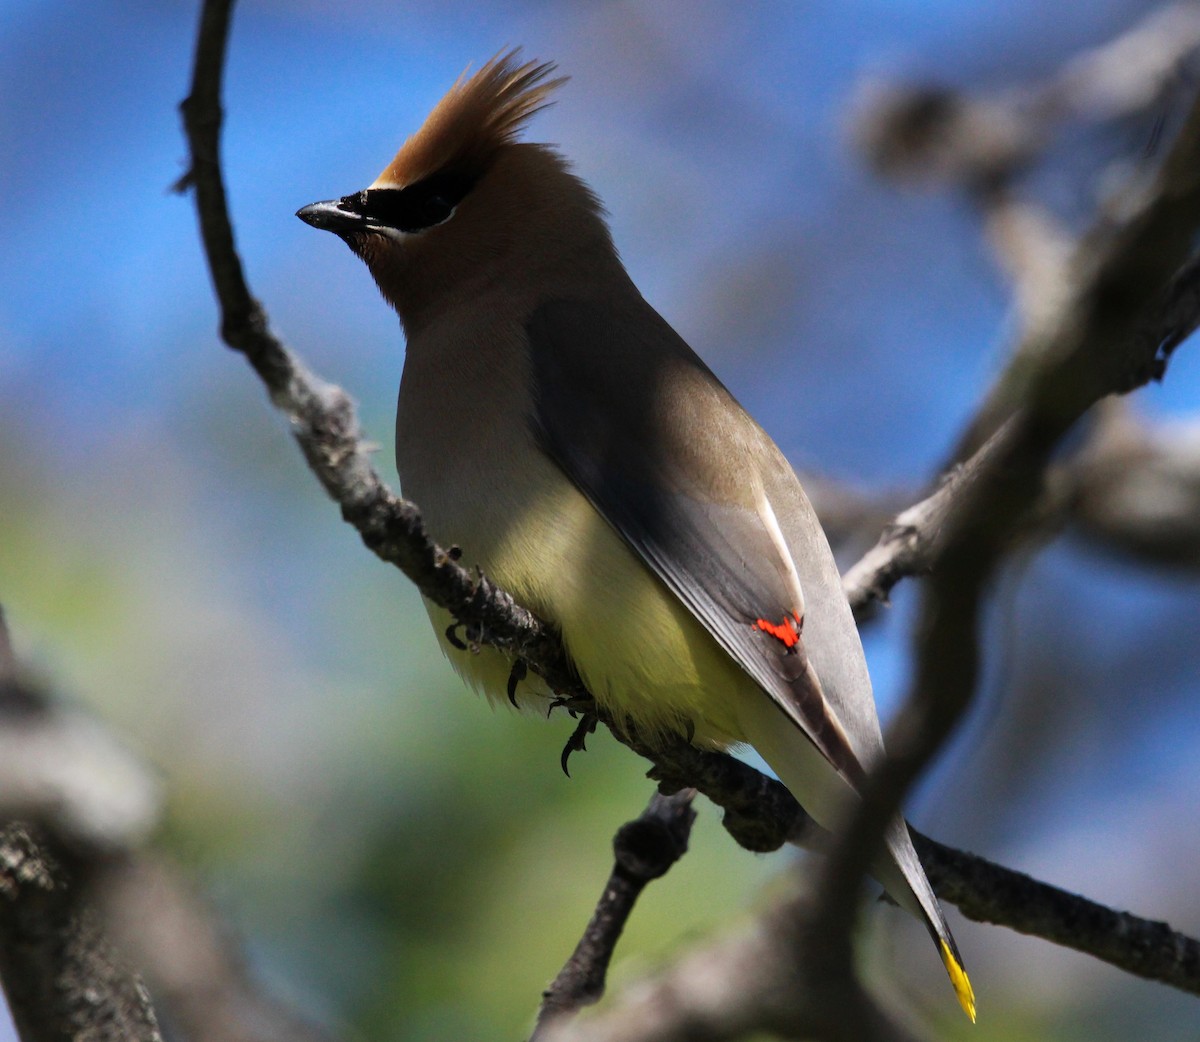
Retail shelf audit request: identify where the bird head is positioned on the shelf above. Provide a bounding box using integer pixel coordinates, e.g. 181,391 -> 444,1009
298,51 -> 613,332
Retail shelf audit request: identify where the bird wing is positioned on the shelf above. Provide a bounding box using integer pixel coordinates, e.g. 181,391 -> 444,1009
525,295 -> 868,786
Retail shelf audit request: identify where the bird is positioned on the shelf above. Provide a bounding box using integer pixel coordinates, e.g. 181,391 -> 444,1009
297,51 -> 975,1021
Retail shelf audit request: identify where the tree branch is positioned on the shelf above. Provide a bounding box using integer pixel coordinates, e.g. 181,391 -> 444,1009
0,605 -> 342,1042
809,57 -> 1200,1034
0,824 -> 164,1042
855,3 -> 1200,460
914,833 -> 1200,994
537,882 -> 920,1042
1056,400 -> 1200,569
841,419 -> 1017,614
0,609 -> 163,1042
532,792 -> 698,1040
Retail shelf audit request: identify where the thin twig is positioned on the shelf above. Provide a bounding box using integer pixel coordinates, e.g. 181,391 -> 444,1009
914,833 -> 1200,994
854,4 -> 1200,462
537,874 -> 920,1042
532,792 -> 697,1039
842,420 -> 1017,615
1056,401 -> 1200,569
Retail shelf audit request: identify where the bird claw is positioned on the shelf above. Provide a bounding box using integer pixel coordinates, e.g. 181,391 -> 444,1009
507,659 -> 527,708
547,693 -> 593,719
445,618 -> 486,653
560,710 -> 598,777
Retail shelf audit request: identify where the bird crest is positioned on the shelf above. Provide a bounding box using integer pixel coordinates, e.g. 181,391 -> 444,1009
372,50 -> 565,190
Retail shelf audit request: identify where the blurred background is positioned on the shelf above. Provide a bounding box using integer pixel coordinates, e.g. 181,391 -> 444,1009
2,1 -> 1200,1039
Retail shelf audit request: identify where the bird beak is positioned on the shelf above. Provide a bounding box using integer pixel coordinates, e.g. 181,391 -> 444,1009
296,198 -> 368,234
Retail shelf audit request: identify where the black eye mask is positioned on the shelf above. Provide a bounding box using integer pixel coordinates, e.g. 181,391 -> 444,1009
340,171 -> 478,233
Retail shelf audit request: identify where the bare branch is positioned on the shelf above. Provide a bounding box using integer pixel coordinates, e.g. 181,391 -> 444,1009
0,604 -> 342,1042
955,233 -> 1200,461
0,824 -> 164,1042
537,819 -> 1200,1042
1059,401 -> 1200,568
810,70 -> 1200,1022
0,605 -> 164,1042
914,833 -> 1200,994
537,875 -> 918,1042
853,4 -> 1200,193
842,6 -> 1200,611
854,4 -> 1200,462
533,792 -> 697,1039
0,698 -> 161,854
593,713 -> 1200,998
842,420 -> 1016,615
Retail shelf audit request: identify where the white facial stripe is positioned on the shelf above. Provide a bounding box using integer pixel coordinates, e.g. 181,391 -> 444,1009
375,226 -> 415,243
369,205 -> 458,240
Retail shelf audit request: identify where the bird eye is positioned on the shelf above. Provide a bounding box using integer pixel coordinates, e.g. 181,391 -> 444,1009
358,171 -> 477,233
335,190 -> 370,215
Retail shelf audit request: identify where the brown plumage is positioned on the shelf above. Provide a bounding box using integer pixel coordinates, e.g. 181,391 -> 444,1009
372,52 -> 566,189
297,51 -> 976,1021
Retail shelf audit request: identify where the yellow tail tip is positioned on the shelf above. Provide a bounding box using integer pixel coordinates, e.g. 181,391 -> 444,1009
938,938 -> 977,1023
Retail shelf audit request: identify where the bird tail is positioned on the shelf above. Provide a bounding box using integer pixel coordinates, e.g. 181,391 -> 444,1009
735,692 -> 975,1021
874,817 -> 976,1022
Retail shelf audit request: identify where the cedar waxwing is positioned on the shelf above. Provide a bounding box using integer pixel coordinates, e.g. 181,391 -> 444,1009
297,52 -> 975,1020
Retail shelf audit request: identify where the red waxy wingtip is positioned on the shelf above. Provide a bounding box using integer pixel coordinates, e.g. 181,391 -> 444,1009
754,611 -> 802,648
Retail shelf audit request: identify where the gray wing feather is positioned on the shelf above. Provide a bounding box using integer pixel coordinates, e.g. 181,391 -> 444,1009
526,296 -> 867,785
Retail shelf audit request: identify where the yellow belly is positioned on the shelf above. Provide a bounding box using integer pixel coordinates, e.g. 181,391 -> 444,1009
424,473 -> 753,749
